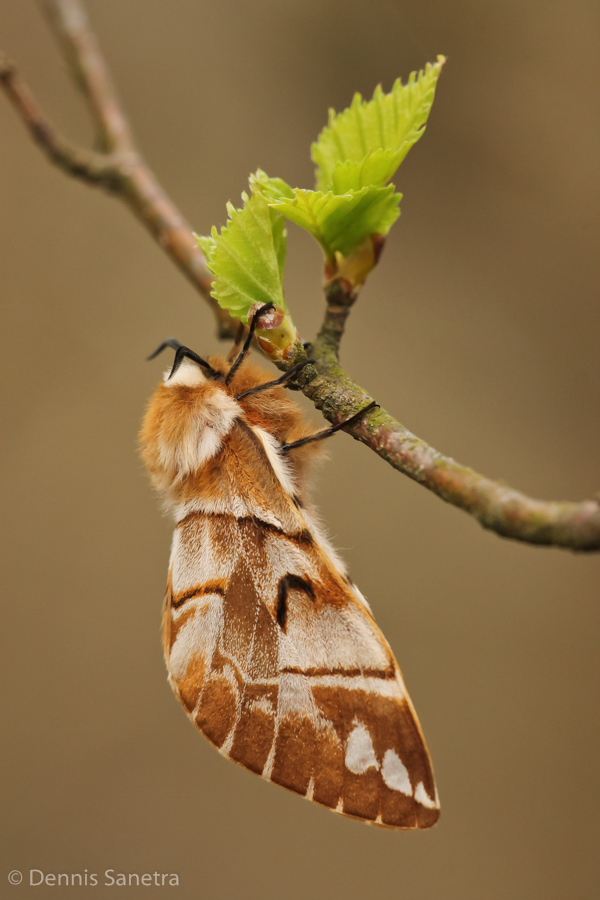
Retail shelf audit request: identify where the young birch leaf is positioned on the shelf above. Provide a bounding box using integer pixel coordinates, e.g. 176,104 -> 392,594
196,191 -> 299,360
312,56 -> 445,192
269,185 -> 400,261
250,169 -> 295,203
271,211 -> 287,285
196,190 -> 285,321
330,148 -> 404,194
249,170 -> 293,284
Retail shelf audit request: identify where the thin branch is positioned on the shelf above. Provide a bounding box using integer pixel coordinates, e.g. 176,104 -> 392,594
2,0 -> 598,551
320,279 -> 356,354
297,319 -> 600,552
0,55 -> 119,185
2,1 -> 236,339
40,0 -> 134,153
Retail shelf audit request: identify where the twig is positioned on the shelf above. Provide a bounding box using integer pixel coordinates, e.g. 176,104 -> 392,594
290,283 -> 598,551
3,0 -> 236,338
0,55 -> 119,185
320,280 -> 357,354
300,332 -> 600,551
1,0 -> 598,551
40,0 -> 135,153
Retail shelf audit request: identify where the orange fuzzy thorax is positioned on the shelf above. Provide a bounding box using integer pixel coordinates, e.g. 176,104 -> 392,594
140,355 -> 323,516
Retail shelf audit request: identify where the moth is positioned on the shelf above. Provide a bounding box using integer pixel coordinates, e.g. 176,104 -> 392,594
140,304 -> 439,829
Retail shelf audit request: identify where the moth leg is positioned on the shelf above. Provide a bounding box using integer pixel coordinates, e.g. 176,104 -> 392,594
236,359 -> 316,401
225,301 -> 275,385
281,401 -> 379,451
146,337 -> 182,360
147,338 -> 221,379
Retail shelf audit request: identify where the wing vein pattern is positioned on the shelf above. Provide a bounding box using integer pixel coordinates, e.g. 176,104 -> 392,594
165,505 -> 439,828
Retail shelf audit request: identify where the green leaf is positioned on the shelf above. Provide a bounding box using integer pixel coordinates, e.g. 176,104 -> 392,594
271,209 -> 287,286
195,189 -> 287,324
269,185 -> 401,260
248,170 -> 292,284
250,169 -> 295,203
329,148 -> 404,194
312,56 -> 445,192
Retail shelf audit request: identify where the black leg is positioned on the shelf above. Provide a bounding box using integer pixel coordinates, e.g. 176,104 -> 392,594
146,337 -> 182,360
168,346 -> 221,380
225,302 -> 275,386
235,359 -> 316,401
281,401 -> 379,451
148,338 -> 221,379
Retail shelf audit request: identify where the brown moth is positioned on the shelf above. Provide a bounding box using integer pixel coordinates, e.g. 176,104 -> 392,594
140,306 -> 439,829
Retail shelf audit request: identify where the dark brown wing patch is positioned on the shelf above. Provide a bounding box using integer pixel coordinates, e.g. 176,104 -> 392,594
276,574 -> 315,629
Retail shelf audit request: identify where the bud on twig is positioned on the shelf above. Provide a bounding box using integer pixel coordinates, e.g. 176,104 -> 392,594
248,303 -> 301,362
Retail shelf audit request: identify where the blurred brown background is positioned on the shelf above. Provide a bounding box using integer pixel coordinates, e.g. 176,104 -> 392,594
1,1 -> 599,897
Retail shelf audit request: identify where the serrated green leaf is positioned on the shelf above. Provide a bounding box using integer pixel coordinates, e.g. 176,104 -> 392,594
312,56 -> 445,192
196,232 -> 217,262
269,185 -> 400,260
250,169 -> 295,203
195,190 -> 287,324
248,171 -> 291,284
330,148 -> 404,194
271,210 -> 287,285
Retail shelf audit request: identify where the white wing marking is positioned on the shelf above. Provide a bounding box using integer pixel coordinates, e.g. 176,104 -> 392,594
381,749 -> 412,796
281,599 -> 393,673
345,720 -> 379,774
415,781 -> 439,809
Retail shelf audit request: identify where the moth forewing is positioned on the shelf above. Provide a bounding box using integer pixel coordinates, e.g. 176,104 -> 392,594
141,353 -> 439,829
